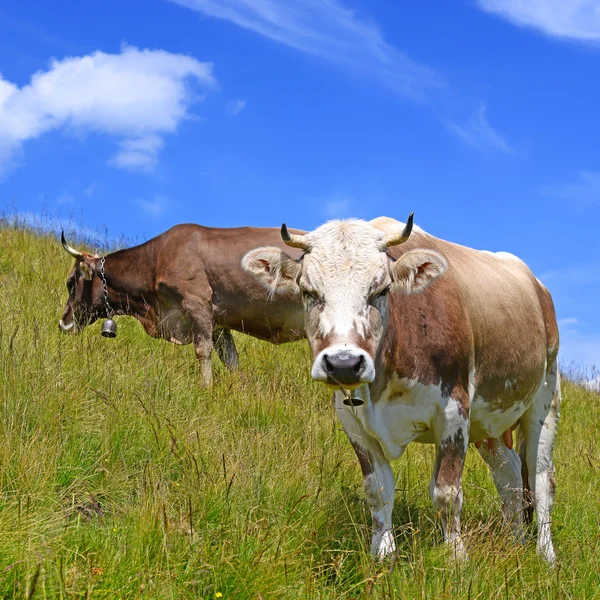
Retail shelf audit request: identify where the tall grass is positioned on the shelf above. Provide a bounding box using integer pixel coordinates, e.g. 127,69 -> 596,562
1,225 -> 599,598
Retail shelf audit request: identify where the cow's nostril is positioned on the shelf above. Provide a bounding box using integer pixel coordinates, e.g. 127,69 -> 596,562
353,355 -> 365,375
323,354 -> 333,374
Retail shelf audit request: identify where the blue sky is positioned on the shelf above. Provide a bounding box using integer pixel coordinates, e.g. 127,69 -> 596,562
1,0 -> 599,368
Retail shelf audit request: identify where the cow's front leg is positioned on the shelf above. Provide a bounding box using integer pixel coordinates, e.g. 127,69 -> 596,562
431,395 -> 469,560
193,332 -> 213,387
335,391 -> 396,560
361,446 -> 396,559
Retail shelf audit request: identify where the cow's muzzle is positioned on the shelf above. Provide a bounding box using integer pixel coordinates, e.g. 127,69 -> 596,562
59,319 -> 76,333
311,345 -> 375,388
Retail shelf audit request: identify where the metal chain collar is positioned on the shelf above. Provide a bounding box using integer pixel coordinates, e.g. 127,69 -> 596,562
99,256 -> 114,317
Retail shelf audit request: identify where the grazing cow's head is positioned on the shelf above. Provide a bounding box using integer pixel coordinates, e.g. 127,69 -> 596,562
59,233 -> 102,333
243,216 -> 447,388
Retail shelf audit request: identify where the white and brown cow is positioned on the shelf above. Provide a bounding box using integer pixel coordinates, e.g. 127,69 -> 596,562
243,215 -> 560,563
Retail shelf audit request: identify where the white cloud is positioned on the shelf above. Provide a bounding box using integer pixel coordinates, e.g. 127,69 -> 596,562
446,105 -> 513,153
109,134 -> 165,171
476,0 -> 600,44
137,194 -> 170,218
0,45 -> 216,178
542,170 -> 600,207
226,99 -> 246,116
168,0 -> 444,100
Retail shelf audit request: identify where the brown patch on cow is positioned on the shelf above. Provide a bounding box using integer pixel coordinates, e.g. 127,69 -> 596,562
350,440 -> 373,477
378,262 -> 473,404
312,329 -> 377,359
435,429 -> 467,487
375,235 -> 557,416
521,459 -> 534,524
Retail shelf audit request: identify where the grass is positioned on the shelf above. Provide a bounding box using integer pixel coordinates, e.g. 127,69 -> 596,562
1,224 -> 599,599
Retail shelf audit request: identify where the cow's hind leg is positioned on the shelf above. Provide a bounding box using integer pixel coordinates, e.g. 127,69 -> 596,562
335,391 -> 396,560
477,439 -> 525,542
519,361 -> 560,564
431,394 -> 470,560
213,328 -> 239,370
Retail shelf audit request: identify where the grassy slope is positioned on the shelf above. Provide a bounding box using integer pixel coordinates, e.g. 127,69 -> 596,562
0,226 -> 599,599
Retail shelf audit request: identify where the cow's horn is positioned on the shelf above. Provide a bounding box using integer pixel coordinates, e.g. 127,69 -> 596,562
281,224 -> 309,250
61,231 -> 85,261
382,212 -> 414,248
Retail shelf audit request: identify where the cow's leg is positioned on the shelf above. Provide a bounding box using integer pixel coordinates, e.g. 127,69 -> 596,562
518,362 -> 560,564
212,328 -> 239,370
361,446 -> 396,559
334,391 -> 396,560
193,331 -> 213,387
477,439 -> 525,542
431,394 -> 470,559
184,296 -> 215,387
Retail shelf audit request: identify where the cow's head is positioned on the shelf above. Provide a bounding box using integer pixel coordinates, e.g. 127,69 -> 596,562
242,216 -> 447,389
59,233 -> 103,333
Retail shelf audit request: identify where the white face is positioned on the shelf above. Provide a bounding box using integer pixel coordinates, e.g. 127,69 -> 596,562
243,220 -> 447,388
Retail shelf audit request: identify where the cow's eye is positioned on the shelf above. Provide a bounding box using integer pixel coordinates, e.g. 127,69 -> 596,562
370,287 -> 390,303
302,290 -> 321,304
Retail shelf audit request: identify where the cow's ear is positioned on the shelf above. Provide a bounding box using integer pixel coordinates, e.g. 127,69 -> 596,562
391,249 -> 447,294
78,260 -> 94,281
242,247 -> 301,296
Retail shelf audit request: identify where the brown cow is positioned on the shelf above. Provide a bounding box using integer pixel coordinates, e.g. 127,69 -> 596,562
59,224 -> 305,385
243,215 -> 560,563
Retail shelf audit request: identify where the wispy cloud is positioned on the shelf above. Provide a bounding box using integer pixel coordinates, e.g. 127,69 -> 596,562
445,105 -> 513,154
84,182 -> 98,197
57,191 -> 75,205
0,45 -> 216,178
110,135 -> 165,172
558,317 -> 579,327
226,99 -> 246,116
136,194 -> 171,218
476,0 -> 600,44
559,328 -> 600,370
541,264 -> 600,286
168,0 -> 444,100
542,170 -> 600,207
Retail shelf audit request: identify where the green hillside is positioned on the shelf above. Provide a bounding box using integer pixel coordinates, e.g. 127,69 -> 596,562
1,225 -> 599,598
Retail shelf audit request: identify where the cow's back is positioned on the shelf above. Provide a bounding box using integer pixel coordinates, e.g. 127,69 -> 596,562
155,224 -> 305,342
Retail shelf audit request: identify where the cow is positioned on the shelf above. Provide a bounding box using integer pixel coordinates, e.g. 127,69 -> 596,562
59,224 -> 305,386
242,214 -> 560,564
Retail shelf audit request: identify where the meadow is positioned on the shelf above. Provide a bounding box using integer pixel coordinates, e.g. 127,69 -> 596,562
0,224 -> 599,598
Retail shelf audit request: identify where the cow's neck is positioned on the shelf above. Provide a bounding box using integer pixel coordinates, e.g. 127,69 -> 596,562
96,243 -> 158,331
368,344 -> 396,401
